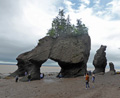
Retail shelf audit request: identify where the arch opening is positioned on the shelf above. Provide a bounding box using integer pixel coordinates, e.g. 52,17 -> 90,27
40,59 -> 61,78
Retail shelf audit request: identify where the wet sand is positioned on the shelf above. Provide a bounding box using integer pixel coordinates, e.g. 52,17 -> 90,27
0,72 -> 120,98
0,65 -> 120,98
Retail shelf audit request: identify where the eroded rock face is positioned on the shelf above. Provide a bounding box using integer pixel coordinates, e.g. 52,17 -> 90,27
10,34 -> 91,81
50,35 -> 91,77
10,36 -> 54,81
93,45 -> 107,74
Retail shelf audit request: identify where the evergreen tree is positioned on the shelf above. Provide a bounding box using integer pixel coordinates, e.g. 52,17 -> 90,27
75,19 -> 88,35
47,10 -> 88,38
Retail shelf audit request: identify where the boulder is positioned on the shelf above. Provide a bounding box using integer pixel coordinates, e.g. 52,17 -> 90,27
10,34 -> 91,81
93,45 -> 107,74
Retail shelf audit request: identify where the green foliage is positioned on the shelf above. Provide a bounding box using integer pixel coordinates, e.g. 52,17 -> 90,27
47,28 -> 55,37
47,10 -> 88,38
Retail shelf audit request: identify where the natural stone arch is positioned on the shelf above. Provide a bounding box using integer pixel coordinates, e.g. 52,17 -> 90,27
9,34 -> 91,81
40,59 -> 61,74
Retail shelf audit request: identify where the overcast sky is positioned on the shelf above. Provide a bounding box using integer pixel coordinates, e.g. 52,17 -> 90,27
0,0 -> 120,68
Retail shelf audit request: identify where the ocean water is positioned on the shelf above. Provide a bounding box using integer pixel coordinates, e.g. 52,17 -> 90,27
0,65 -> 17,73
0,65 -> 61,74
0,65 -> 120,74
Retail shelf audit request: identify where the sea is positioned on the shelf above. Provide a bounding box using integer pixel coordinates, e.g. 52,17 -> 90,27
0,65 -> 61,74
0,64 -> 120,74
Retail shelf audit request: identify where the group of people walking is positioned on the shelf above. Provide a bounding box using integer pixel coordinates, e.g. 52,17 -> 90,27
85,73 -> 95,89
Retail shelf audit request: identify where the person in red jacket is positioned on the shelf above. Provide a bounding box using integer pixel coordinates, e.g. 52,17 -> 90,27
85,73 -> 90,89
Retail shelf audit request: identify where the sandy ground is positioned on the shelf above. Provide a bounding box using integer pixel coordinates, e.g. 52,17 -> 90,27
0,73 -> 120,98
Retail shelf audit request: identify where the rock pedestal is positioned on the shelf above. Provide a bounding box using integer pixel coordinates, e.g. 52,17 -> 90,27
108,62 -> 116,75
109,62 -> 116,72
93,45 -> 107,74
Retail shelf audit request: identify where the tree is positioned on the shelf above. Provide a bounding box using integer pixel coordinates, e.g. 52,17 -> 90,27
47,10 -> 88,38
47,9 -> 67,37
75,19 -> 88,35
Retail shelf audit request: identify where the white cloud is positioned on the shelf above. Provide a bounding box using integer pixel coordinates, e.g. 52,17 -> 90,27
107,0 -> 120,17
93,0 -> 100,5
80,0 -> 90,5
64,0 -> 75,12
19,0 -> 61,39
0,0 -> 61,63
0,0 -> 62,46
92,0 -> 120,20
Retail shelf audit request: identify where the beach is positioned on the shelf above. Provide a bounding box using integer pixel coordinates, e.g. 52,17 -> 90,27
0,73 -> 120,98
0,65 -> 120,98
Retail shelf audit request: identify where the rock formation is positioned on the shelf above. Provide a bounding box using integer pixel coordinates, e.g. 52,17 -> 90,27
10,34 -> 91,81
10,36 -> 54,81
108,62 -> 116,75
93,45 -> 107,74
109,62 -> 116,72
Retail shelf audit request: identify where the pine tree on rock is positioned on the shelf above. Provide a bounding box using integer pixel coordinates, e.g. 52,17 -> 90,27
47,9 -> 88,38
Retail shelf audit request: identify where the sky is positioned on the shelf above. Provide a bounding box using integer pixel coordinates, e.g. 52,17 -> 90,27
0,0 -> 120,68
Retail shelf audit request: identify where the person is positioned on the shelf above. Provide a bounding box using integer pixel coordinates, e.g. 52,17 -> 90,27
92,74 -> 95,88
28,74 -> 31,82
40,73 -> 44,79
92,74 -> 95,83
85,73 -> 90,89
15,75 -> 19,82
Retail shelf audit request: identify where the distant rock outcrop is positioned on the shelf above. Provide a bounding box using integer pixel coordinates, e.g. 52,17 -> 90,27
93,45 -> 107,74
10,34 -> 91,81
108,62 -> 116,75
109,62 -> 116,72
